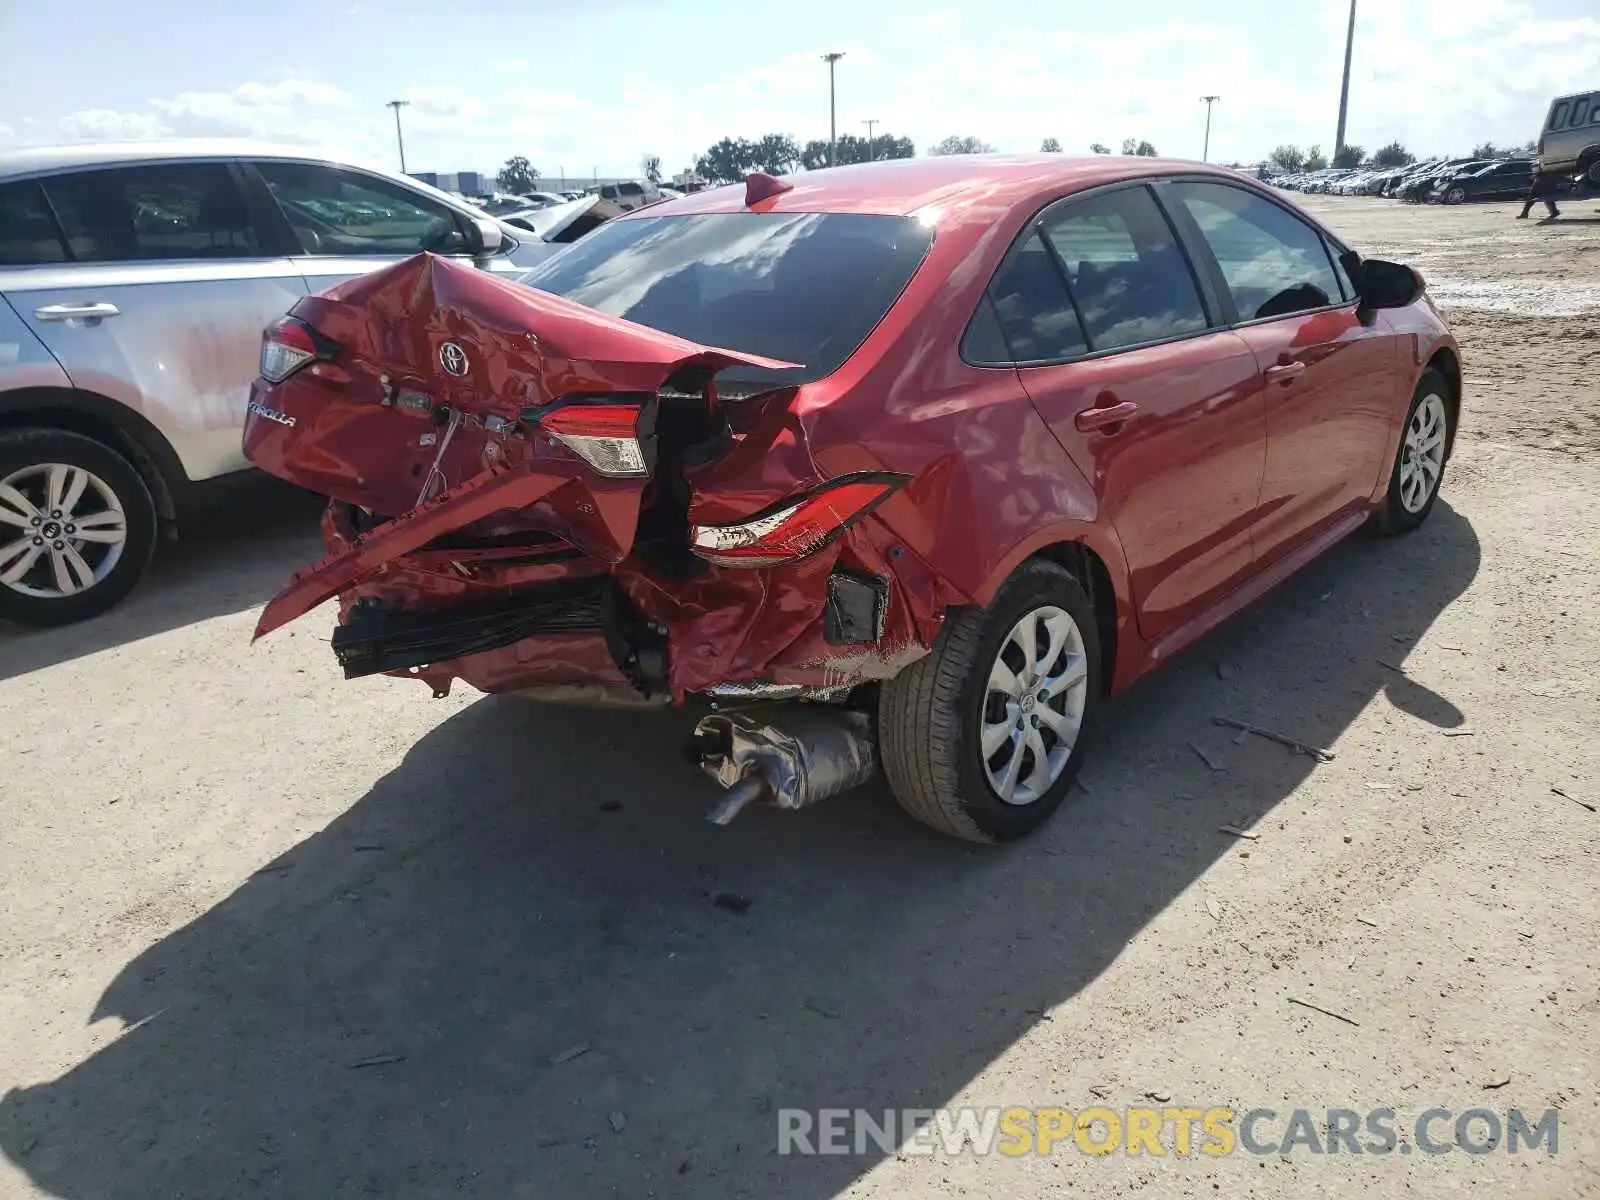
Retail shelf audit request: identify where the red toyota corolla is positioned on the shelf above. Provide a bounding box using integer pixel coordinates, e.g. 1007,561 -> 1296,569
243,154 -> 1460,842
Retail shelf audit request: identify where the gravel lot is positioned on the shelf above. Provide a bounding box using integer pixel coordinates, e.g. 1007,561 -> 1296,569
1,195 -> 1597,1200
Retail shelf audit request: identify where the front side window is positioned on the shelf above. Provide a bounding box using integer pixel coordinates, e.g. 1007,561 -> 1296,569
519,211 -> 933,389
1039,187 -> 1209,352
42,163 -> 259,262
256,162 -> 466,256
0,181 -> 67,266
1167,181 -> 1343,321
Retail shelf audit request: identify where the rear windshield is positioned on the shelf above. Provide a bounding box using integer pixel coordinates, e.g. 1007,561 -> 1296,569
517,212 -> 934,390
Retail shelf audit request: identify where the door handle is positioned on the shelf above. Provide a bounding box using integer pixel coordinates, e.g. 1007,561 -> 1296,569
33,302 -> 120,322
1074,400 -> 1139,432
1264,360 -> 1306,385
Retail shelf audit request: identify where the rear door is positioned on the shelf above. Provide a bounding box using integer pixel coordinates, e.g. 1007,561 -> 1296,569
247,161 -> 529,294
1162,179 -> 1398,566
2,161 -> 306,480
996,183 -> 1268,644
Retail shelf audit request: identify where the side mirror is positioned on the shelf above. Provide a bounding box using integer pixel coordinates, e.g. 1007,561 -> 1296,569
1342,252 -> 1422,309
464,216 -> 505,256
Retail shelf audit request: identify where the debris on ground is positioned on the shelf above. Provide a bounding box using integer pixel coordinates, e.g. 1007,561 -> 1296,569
1143,1090 -> 1172,1103
1287,997 -> 1360,1027
803,998 -> 842,1019
1378,659 -> 1407,673
608,1111 -> 627,1133
1213,716 -> 1336,762
1481,1077 -> 1511,1090
1356,917 -> 1380,929
711,890 -> 752,914
1218,825 -> 1260,840
1443,729 -> 1476,738
550,1042 -> 592,1065
598,799 -> 624,812
1552,787 -> 1596,813
1205,896 -> 1223,921
1190,742 -> 1226,772
349,1054 -> 406,1069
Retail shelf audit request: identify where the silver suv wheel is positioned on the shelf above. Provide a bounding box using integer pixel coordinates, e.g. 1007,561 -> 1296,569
0,463 -> 129,598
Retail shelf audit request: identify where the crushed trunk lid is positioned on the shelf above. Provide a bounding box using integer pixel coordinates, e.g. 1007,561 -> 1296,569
244,253 -> 796,638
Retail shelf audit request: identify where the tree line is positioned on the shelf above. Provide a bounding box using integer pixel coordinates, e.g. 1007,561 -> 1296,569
499,132 -> 1169,193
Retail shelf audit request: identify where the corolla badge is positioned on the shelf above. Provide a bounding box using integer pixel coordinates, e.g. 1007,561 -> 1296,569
439,341 -> 469,377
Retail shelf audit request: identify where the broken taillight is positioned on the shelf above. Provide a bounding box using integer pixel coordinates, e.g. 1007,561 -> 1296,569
527,400 -> 654,479
690,472 -> 907,568
259,316 -> 327,383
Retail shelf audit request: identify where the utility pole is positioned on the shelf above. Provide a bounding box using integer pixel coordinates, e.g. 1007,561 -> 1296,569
386,99 -> 410,173
1200,95 -> 1220,162
1335,0 -> 1357,159
822,52 -> 845,166
862,118 -> 878,162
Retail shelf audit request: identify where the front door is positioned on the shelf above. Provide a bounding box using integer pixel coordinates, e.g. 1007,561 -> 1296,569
1161,179 -> 1399,566
990,184 -> 1267,643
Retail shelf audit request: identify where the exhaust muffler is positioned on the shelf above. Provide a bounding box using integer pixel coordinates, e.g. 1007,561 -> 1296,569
692,706 -> 877,824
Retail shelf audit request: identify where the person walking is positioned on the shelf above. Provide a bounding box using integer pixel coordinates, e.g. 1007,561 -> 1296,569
1517,164 -> 1563,219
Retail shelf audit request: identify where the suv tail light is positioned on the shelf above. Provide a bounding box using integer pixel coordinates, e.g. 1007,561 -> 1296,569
526,399 -> 654,479
260,316 -> 331,382
690,473 -> 907,568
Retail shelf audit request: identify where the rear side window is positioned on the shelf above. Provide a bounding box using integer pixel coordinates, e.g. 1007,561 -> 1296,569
42,163 -> 260,262
0,181 -> 68,266
1040,187 -> 1209,352
982,232 -> 1089,363
600,185 -> 618,199
619,182 -> 644,197
256,162 -> 466,257
1166,181 -> 1342,321
519,212 -> 934,389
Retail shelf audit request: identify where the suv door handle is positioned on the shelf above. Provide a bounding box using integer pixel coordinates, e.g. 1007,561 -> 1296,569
1074,399 -> 1139,432
1264,360 -> 1306,385
33,302 -> 120,322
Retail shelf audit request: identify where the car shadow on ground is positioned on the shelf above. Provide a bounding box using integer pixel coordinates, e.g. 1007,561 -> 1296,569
0,476 -> 323,683
0,503 -> 1479,1199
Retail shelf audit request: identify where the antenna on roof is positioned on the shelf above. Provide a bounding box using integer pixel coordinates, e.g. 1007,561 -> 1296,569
744,172 -> 794,207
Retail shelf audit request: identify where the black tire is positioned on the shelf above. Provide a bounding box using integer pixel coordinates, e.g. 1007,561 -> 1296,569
0,428 -> 158,626
1445,186 -> 1466,204
1373,369 -> 1452,537
879,559 -> 1102,843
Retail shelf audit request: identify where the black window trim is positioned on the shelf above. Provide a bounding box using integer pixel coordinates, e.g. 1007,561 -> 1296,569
0,177 -> 73,266
960,178 -> 1226,370
1152,174 -> 1359,331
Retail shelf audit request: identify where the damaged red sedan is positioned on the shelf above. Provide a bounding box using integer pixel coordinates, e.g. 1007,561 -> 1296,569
243,155 -> 1460,842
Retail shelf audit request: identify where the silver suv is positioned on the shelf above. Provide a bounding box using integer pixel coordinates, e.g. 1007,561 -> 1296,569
0,140 -> 562,626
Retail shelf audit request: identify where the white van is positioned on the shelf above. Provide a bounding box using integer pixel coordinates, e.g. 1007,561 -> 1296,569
1537,90 -> 1600,185
596,180 -> 661,211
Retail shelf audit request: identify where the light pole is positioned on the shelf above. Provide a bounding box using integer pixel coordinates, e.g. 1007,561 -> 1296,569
822,52 -> 845,166
386,99 -> 410,173
862,118 -> 878,162
1200,95 -> 1220,162
1335,0 -> 1357,160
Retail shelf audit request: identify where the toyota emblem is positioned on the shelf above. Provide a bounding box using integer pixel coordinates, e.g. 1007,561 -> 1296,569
439,341 -> 469,377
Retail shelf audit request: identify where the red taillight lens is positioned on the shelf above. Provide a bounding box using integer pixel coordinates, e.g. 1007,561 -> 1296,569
690,473 -> 907,568
259,317 -> 320,383
533,401 -> 650,478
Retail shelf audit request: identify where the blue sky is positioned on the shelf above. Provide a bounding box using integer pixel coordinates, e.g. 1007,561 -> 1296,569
2,0 -> 1597,181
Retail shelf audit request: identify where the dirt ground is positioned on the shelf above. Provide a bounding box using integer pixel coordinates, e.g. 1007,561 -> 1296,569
1,195 -> 1597,1200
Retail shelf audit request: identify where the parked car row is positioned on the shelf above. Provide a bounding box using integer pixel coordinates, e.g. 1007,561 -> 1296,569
1273,157 -> 1537,204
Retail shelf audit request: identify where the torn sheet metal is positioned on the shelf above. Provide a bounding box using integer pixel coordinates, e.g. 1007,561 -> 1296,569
693,707 -> 876,819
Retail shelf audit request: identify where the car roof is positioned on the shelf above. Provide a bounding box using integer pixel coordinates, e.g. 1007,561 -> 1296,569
632,154 -> 1254,225
0,138 -> 393,182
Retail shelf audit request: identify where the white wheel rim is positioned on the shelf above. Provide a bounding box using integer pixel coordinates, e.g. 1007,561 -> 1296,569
1398,394 -> 1447,514
0,463 -> 128,599
980,604 -> 1088,806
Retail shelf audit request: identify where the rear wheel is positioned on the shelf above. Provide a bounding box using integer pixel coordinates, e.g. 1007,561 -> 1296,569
0,428 -> 157,626
879,559 -> 1101,842
1445,185 -> 1467,204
